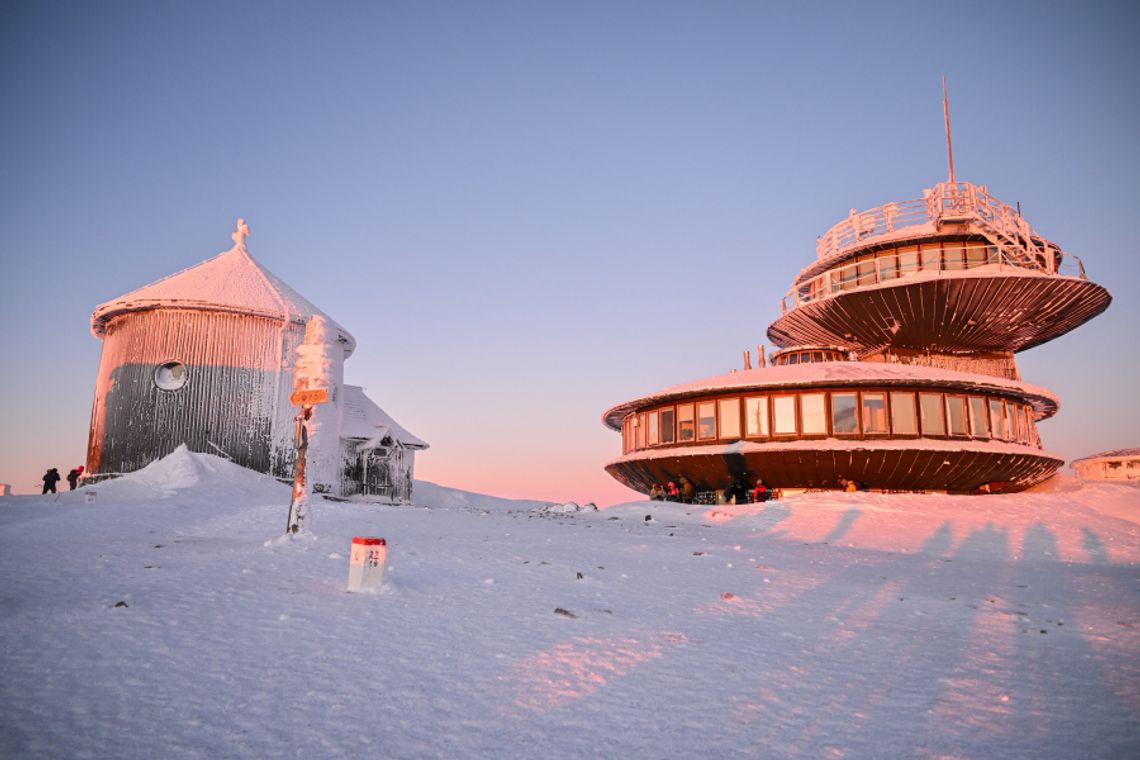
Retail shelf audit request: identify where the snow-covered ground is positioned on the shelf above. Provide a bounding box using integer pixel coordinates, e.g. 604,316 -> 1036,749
1,448 -> 1138,759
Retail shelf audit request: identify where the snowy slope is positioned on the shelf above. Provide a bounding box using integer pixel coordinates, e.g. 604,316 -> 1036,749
1,450 -> 1137,759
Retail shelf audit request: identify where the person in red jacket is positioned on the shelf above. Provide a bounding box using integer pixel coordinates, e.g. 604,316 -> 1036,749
751,478 -> 770,503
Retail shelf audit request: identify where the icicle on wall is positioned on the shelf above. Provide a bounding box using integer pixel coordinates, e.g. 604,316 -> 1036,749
86,310 -> 290,477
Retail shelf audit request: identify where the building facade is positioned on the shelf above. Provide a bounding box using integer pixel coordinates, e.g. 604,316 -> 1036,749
86,221 -> 426,502
603,178 -> 1110,496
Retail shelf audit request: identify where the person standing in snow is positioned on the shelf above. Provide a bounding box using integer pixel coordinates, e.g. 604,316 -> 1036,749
751,478 -> 770,503
726,479 -> 746,504
665,481 -> 680,501
66,469 -> 79,490
42,468 -> 61,495
679,476 -> 694,504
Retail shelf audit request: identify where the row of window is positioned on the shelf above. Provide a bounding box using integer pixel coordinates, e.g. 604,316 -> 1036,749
772,348 -> 847,366
787,241 -> 1025,310
620,388 -> 1040,454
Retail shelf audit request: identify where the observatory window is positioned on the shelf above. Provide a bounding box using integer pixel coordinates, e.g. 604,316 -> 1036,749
920,393 -> 945,436
718,398 -> 741,440
858,259 -> 876,286
897,247 -> 919,277
839,263 -> 859,291
965,245 -> 988,269
745,397 -> 769,438
878,254 -> 899,280
831,393 -> 858,435
890,392 -> 917,435
1023,407 -> 1036,445
154,361 -> 188,391
921,244 -> 942,272
800,394 -> 826,435
660,408 -> 675,444
989,399 -> 1006,440
943,243 -> 966,270
698,402 -> 716,440
861,393 -> 887,434
945,395 -> 968,436
968,396 -> 989,438
648,412 -> 659,446
636,413 -> 647,449
1005,402 -> 1018,442
678,404 -> 695,442
773,396 -> 797,436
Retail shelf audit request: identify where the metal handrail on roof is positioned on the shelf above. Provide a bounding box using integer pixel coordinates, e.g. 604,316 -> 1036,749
783,181 -> 1089,313
779,243 -> 1088,313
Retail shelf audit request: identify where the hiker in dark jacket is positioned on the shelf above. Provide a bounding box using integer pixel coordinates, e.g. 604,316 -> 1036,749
42,468 -> 61,495
66,469 -> 80,490
679,476 -> 694,504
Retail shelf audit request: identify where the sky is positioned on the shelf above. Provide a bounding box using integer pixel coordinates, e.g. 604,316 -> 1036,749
2,1 -> 1138,504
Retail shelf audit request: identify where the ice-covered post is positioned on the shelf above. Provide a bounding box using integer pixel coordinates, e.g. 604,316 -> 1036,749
285,315 -> 344,535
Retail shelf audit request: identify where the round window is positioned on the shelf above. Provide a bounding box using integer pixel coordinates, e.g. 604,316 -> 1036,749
154,361 -> 188,391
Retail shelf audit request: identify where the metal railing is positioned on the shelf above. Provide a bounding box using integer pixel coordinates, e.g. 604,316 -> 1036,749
816,181 -> 1047,263
780,242 -> 1088,313
816,197 -> 930,260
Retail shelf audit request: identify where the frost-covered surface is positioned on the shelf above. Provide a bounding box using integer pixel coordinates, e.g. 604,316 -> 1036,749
1072,448 -> 1140,466
90,237 -> 356,355
293,315 -> 344,499
342,384 -> 429,449
1,449 -> 1138,758
602,362 -> 1060,430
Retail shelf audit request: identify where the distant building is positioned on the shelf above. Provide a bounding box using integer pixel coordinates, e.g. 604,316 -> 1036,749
86,220 -> 426,502
1072,449 -> 1140,481
603,138 -> 1110,495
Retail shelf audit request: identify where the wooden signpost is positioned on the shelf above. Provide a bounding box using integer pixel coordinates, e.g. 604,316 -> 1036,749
286,387 -> 330,534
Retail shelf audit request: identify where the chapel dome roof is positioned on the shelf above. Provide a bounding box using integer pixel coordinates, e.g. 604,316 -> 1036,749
91,222 -> 355,356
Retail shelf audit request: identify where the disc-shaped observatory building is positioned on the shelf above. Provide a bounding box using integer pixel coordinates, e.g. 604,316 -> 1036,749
603,169 -> 1110,496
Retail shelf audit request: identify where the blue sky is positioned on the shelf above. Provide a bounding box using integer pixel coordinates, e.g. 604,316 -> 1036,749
2,1 -> 1138,502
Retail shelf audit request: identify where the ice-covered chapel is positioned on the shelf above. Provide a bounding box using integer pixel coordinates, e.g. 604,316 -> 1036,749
86,220 -> 426,502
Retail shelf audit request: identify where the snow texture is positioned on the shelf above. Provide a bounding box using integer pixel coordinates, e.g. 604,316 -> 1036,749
342,385 -> 429,449
1,448 -> 1138,759
293,314 -> 344,500
91,235 -> 356,356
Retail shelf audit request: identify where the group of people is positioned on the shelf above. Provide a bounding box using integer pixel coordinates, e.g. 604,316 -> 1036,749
724,478 -> 772,504
645,474 -> 869,503
647,476 -> 773,504
41,465 -> 84,494
648,476 -> 693,503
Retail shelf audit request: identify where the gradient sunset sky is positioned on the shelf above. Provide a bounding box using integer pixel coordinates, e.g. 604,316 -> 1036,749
2,1 -> 1138,503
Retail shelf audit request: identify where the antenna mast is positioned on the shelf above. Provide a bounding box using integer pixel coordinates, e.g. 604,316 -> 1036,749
943,77 -> 956,184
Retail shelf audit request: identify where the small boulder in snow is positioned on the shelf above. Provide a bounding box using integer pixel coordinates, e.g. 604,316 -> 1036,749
537,501 -> 598,515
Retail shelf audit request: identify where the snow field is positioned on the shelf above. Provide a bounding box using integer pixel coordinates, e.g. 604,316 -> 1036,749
1,450 -> 1137,758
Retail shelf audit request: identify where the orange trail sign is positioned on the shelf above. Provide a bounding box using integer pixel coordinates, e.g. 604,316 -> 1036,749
290,388 -> 329,406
